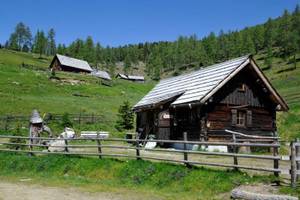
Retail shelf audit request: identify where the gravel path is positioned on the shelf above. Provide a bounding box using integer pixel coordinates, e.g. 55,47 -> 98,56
0,181 -> 143,200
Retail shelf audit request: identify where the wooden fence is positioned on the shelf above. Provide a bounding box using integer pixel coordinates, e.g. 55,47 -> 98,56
0,113 -> 110,130
1,132 -> 300,188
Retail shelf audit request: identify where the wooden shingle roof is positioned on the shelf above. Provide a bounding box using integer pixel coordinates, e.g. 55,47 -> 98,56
133,55 -> 288,111
91,70 -> 111,80
56,54 -> 92,72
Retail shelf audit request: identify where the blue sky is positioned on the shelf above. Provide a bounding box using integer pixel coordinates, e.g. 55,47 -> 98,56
0,0 -> 299,47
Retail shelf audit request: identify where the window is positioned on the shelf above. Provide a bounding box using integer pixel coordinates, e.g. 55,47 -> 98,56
238,83 -> 246,92
232,109 -> 252,127
236,111 -> 246,127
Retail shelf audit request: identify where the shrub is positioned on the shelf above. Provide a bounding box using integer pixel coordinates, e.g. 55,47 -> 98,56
7,125 -> 26,150
115,100 -> 134,131
61,112 -> 73,128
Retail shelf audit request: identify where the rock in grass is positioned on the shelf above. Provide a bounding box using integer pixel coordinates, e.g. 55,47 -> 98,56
231,188 -> 298,200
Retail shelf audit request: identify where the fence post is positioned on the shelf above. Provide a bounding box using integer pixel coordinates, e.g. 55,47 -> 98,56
28,136 -> 34,156
136,133 -> 141,160
64,138 -> 69,153
296,138 -> 300,182
232,134 -> 238,170
4,115 -> 9,131
28,126 -> 34,157
291,141 -> 297,188
273,141 -> 279,181
183,132 -> 190,167
78,112 -> 82,125
96,133 -> 102,159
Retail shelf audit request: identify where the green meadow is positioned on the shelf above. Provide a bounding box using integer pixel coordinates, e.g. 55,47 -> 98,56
0,48 -> 299,139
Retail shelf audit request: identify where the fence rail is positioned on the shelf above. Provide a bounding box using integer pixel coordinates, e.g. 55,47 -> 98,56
1,133 -> 299,187
0,113 -> 112,130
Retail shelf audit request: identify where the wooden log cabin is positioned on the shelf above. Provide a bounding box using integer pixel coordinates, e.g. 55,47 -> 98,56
49,54 -> 93,73
133,55 -> 288,142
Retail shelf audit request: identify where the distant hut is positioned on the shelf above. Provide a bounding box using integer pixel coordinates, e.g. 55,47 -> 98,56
49,54 -> 93,73
91,70 -> 112,86
133,55 -> 288,142
91,70 -> 112,81
116,73 -> 145,83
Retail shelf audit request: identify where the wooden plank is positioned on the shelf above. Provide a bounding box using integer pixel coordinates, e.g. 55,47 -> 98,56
296,139 -> 300,181
0,141 -> 282,161
96,137 -> 102,159
225,129 -> 279,140
0,147 -> 283,173
183,132 -> 190,167
64,138 -> 69,152
282,155 -> 290,161
291,141 -> 297,188
273,142 -> 280,184
136,133 -> 140,160
0,135 -> 281,147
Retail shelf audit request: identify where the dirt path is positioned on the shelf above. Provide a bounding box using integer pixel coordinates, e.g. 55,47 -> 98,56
0,181 -> 145,200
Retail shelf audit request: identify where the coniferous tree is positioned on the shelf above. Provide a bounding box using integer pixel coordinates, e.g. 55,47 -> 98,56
33,30 -> 47,57
8,22 -> 32,51
265,45 -> 273,69
290,4 -> 300,67
241,29 -> 255,55
14,22 -> 32,51
8,33 -> 19,50
252,26 -> 265,54
115,100 -> 134,131
279,10 -> 291,58
84,36 -> 95,63
152,56 -> 163,80
264,18 -> 274,49
124,55 -> 131,74
95,42 -> 103,66
47,28 -> 56,55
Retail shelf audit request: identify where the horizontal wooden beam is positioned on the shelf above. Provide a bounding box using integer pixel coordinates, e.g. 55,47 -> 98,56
0,135 -> 281,147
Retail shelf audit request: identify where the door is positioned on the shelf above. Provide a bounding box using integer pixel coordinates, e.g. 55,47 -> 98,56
157,110 -> 171,140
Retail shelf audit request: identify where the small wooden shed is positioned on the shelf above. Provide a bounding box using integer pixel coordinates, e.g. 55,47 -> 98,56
116,73 -> 145,83
49,54 -> 93,73
91,70 -> 112,80
133,55 -> 288,142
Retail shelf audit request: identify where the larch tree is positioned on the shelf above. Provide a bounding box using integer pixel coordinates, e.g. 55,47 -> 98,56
124,55 -> 131,74
33,30 -> 47,57
47,28 -> 56,55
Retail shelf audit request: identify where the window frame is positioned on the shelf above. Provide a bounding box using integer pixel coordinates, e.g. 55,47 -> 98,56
236,110 -> 246,127
238,83 -> 246,92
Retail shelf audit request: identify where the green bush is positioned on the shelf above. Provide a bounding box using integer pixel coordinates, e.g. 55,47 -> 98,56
7,125 -> 26,150
61,112 -> 73,128
115,100 -> 134,131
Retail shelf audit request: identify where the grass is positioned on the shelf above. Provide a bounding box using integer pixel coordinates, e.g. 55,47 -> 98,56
0,48 -> 300,139
0,49 -> 300,198
0,49 -> 154,135
254,52 -> 300,140
0,152 -> 282,200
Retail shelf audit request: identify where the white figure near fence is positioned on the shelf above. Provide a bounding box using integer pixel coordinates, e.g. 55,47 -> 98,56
29,109 -> 52,145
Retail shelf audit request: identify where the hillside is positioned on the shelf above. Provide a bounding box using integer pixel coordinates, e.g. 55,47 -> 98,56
0,49 -> 154,134
0,48 -> 299,139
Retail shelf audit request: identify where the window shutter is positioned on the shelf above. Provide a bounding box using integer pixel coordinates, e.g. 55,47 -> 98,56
231,109 -> 237,126
247,110 -> 252,127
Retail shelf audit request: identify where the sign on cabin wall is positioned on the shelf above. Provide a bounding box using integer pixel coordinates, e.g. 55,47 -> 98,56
158,110 -> 171,127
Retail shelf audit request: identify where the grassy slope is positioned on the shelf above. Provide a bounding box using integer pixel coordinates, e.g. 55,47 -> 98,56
0,49 -> 154,133
254,52 -> 300,140
0,152 -> 282,200
0,49 -> 299,139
